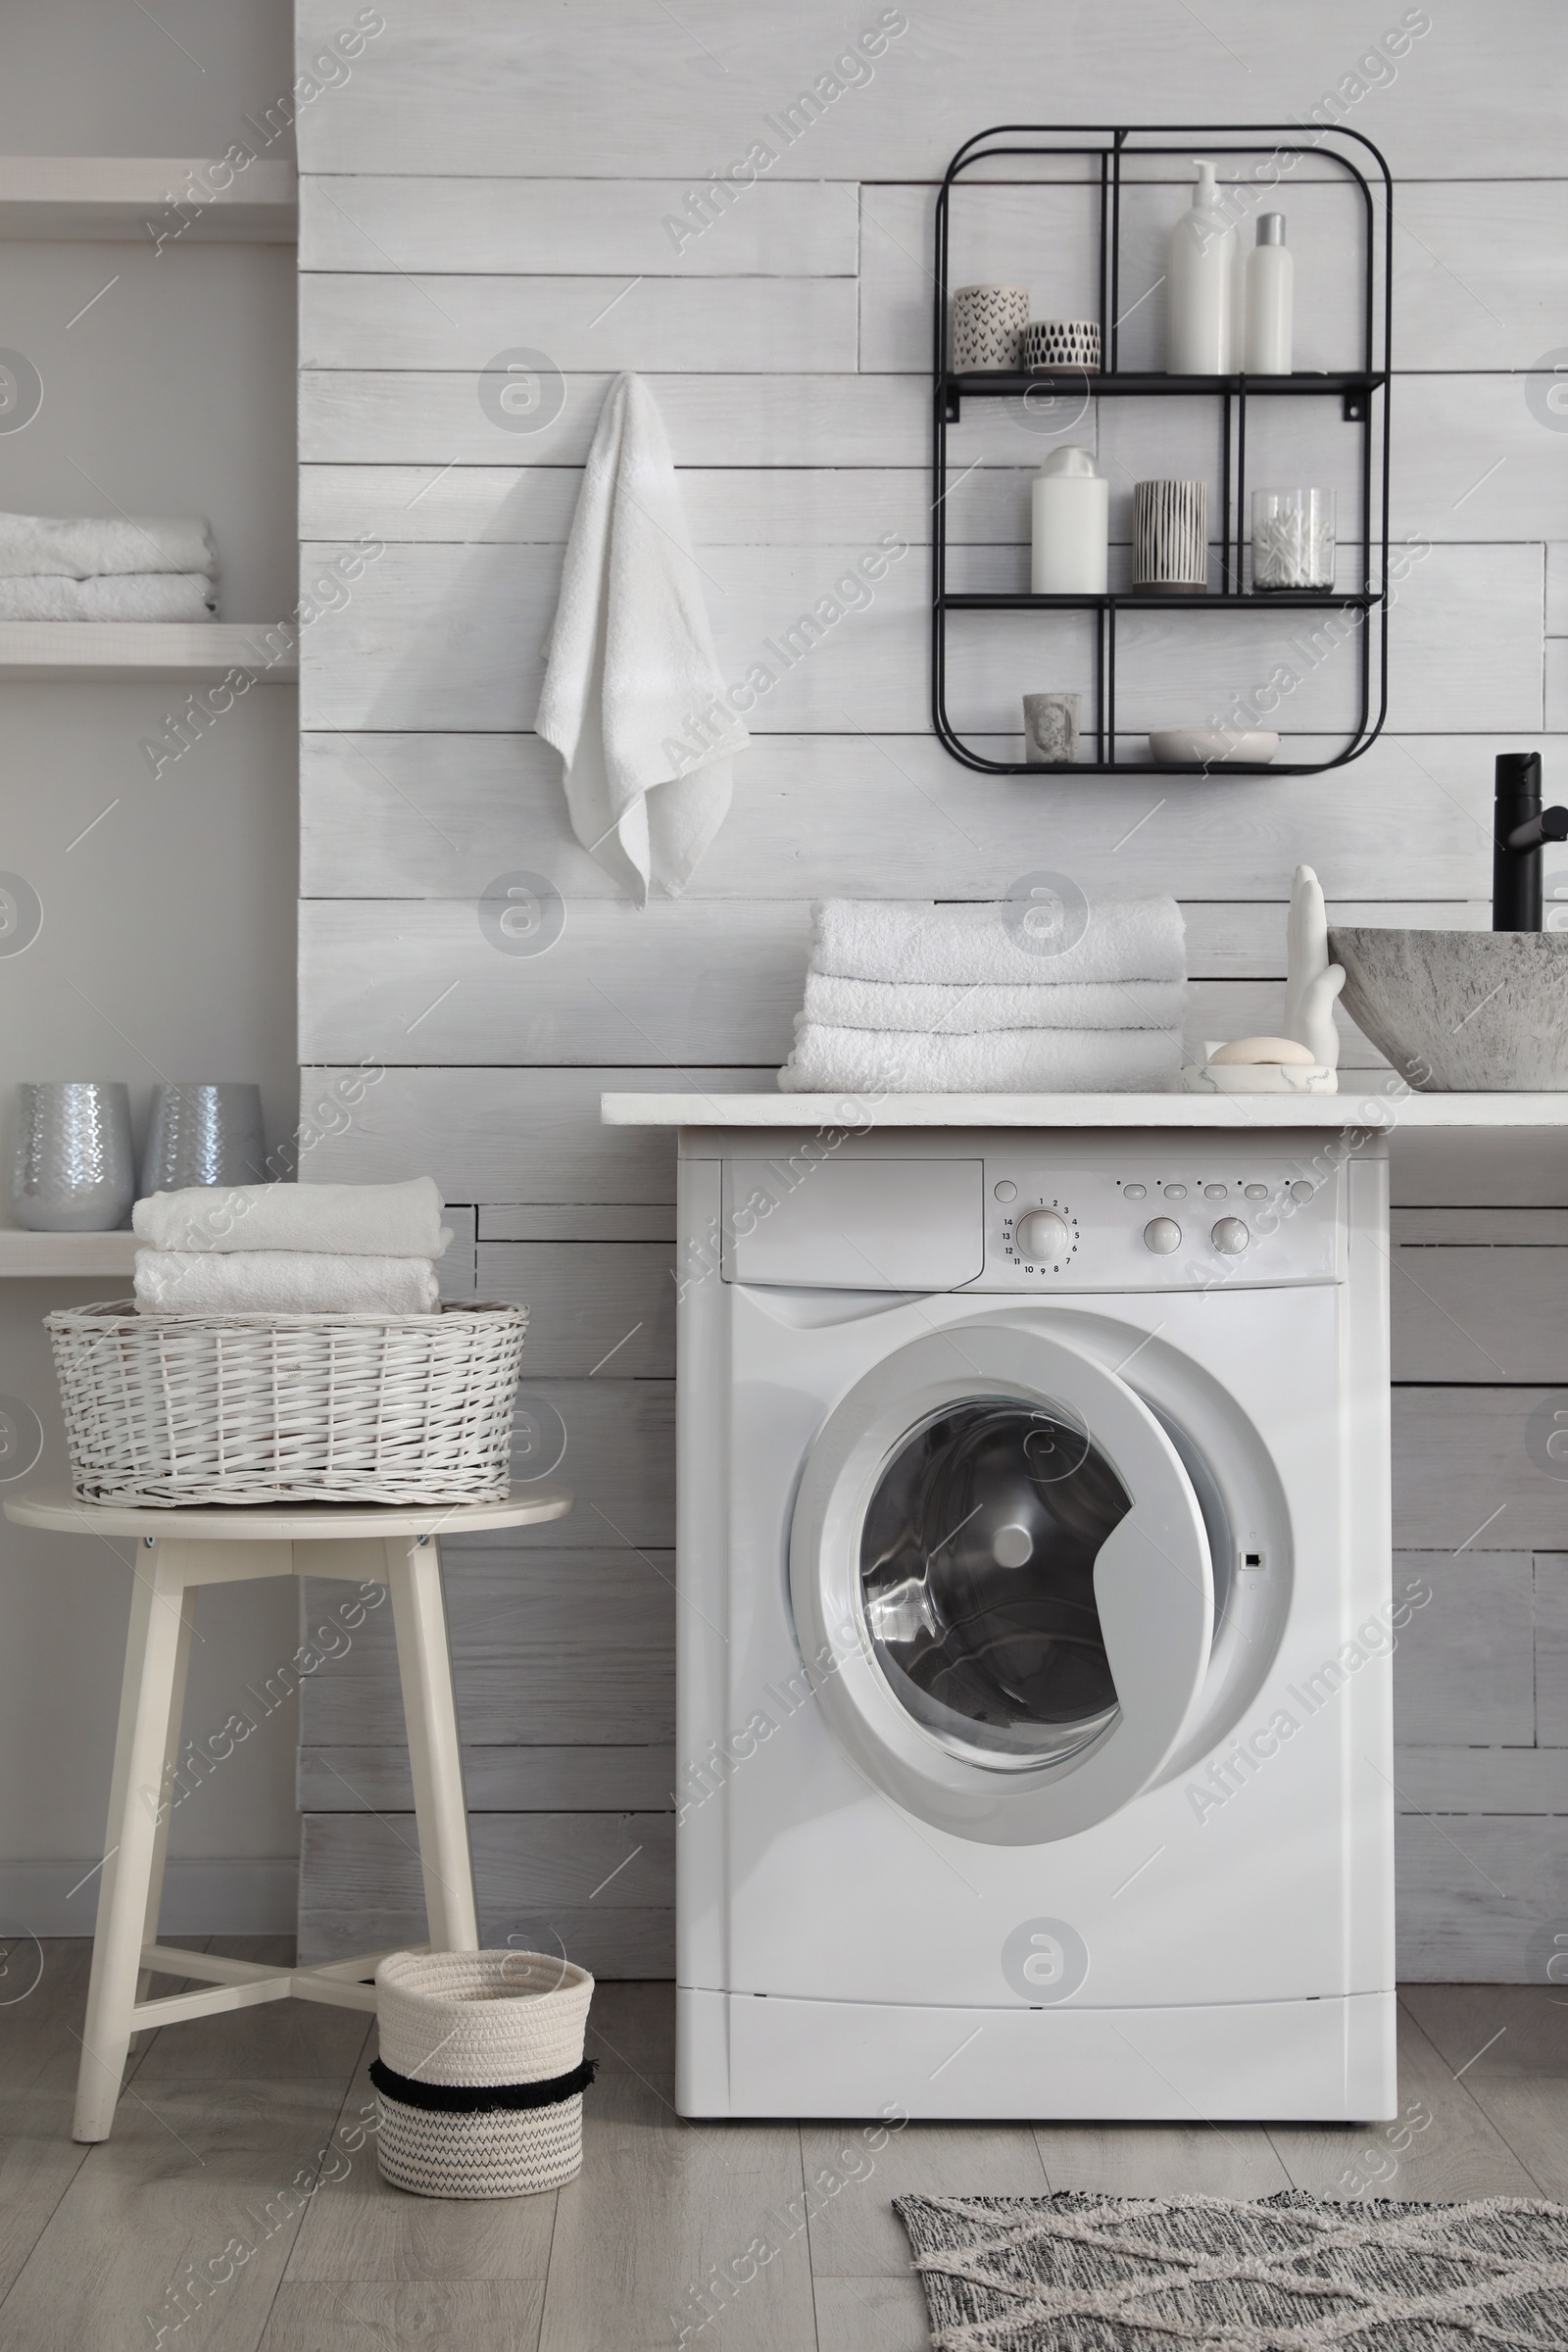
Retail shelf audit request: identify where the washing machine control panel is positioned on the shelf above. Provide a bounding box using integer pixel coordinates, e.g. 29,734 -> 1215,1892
972,1157 -> 1342,1290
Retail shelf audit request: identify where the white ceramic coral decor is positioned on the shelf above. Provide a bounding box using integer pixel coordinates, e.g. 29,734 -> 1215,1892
1180,864 -> 1344,1094
1283,862 -> 1346,1068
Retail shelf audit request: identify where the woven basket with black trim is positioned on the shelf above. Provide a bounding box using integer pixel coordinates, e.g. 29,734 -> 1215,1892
372,1949 -> 595,2199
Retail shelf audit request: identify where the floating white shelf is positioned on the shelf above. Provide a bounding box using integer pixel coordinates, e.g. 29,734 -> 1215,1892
0,623 -> 298,682
0,1232 -> 136,1278
0,157 -> 296,242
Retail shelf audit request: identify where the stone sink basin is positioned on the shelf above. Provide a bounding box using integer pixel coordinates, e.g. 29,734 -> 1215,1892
1327,927 -> 1568,1090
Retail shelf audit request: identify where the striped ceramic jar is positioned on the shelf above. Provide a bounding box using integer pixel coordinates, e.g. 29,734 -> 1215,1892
1133,479 -> 1209,594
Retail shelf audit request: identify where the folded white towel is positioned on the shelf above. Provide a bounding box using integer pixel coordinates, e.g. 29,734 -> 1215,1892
134,1250 -> 440,1317
0,573 -> 216,621
537,371 -> 747,902
779,1025 -> 1184,1095
133,1177 -> 452,1258
802,971 -> 1187,1035
0,512 -> 215,578
808,897 -> 1187,987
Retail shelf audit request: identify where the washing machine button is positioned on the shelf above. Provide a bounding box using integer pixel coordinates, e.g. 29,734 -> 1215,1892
1123,1183 -> 1146,1200
1290,1180 -> 1314,1202
1015,1209 -> 1069,1261
1163,1182 -> 1187,1199
1144,1216 -> 1182,1255
1204,1182 -> 1227,1199
1244,1183 -> 1268,1200
994,1181 -> 1017,1202
1211,1217 -> 1250,1254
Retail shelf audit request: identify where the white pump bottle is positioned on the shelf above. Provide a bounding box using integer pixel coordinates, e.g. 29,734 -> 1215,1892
1245,214 -> 1294,374
1166,159 -> 1235,374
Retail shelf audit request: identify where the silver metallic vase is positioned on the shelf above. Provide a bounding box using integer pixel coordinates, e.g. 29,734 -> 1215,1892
11,1081 -> 136,1231
140,1082 -> 267,1194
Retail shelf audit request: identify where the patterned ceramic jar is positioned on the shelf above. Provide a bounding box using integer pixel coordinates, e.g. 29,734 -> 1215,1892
1023,318 -> 1102,373
1133,479 -> 1210,594
951,286 -> 1029,371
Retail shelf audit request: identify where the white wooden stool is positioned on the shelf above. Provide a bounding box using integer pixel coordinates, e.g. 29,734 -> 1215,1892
3,1483 -> 570,2141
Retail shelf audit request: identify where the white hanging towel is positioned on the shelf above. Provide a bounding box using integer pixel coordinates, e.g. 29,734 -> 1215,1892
536,372 -> 747,900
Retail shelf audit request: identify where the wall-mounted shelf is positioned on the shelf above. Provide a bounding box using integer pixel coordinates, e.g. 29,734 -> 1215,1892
932,122 -> 1394,778
945,368 -> 1386,422
943,591 -> 1382,613
0,161 -> 297,688
0,157 -> 296,242
0,1232 -> 136,1278
0,623 -> 298,681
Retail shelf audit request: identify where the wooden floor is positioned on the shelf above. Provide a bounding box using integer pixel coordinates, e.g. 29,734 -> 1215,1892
1,1946 -> 1565,2350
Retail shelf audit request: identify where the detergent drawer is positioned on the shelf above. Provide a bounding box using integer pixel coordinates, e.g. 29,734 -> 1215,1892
721,1155 -> 984,1290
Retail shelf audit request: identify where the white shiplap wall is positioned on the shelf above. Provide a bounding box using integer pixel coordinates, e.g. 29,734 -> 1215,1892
294,0 -> 1568,1978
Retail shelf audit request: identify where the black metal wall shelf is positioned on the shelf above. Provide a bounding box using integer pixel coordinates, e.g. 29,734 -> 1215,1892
931,122 -> 1394,778
944,592 -> 1382,613
945,369 -> 1387,422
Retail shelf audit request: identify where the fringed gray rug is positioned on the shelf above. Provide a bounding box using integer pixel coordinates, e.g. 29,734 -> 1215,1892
895,2190 -> 1568,2349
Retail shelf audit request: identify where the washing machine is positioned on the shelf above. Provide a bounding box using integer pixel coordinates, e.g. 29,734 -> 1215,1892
674,1124 -> 1396,2124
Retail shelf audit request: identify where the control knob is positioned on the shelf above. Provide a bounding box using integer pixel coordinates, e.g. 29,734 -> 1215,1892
1211,1217 -> 1250,1255
1143,1217 -> 1182,1255
1014,1209 -> 1069,1262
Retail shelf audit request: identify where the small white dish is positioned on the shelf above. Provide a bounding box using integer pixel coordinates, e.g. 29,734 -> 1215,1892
1178,1061 -> 1338,1096
1207,1034 -> 1315,1067
1149,727 -> 1280,766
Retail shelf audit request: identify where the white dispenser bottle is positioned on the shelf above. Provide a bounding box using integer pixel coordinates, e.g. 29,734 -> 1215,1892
1245,213 -> 1294,374
1030,447 -> 1108,594
1167,159 -> 1235,374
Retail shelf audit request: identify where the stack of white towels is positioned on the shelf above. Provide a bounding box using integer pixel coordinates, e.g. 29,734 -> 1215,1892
0,512 -> 218,621
132,1178 -> 452,1317
778,898 -> 1188,1094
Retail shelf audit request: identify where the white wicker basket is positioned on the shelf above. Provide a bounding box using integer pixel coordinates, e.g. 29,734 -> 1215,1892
46,1299 -> 527,1507
372,1949 -> 595,2199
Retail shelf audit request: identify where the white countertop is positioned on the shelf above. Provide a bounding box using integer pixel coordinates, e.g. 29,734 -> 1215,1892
601,1091 -> 1568,1131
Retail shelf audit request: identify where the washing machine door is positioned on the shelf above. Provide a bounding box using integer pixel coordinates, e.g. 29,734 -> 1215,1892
789,1318 -> 1215,1844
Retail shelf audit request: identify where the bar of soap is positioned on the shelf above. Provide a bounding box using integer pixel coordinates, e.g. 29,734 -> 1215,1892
1208,1036 -> 1316,1066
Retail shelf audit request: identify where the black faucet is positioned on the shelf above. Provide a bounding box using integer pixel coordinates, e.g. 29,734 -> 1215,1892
1493,752 -> 1568,931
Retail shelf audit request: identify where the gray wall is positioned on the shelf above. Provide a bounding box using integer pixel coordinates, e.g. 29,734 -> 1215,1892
291,0 -> 1568,1978
0,0 -> 302,1933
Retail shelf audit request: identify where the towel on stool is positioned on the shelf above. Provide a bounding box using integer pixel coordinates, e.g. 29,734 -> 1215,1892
536,371 -> 747,902
808,897 -> 1187,988
779,1025 -> 1185,1095
803,971 -> 1187,1033
133,1177 -> 452,1258
134,1250 -> 441,1317
0,511 -> 216,577
0,573 -> 216,620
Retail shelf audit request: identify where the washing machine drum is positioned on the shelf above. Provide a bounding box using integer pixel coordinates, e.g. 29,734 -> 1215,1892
791,1321 -> 1217,1844
861,1399 -> 1127,1764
